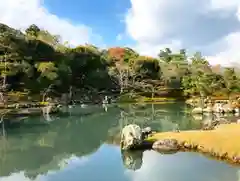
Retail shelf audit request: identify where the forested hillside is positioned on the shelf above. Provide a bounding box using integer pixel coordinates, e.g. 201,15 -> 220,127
0,23 -> 239,103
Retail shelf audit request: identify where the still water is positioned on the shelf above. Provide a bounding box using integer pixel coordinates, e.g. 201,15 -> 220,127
0,103 -> 239,181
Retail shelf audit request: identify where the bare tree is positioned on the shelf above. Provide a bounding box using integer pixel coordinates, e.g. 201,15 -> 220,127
108,62 -> 130,94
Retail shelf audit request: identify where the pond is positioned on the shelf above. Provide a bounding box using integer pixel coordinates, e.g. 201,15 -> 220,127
0,102 -> 239,181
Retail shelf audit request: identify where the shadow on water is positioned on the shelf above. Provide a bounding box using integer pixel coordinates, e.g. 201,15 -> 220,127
0,103 -> 239,181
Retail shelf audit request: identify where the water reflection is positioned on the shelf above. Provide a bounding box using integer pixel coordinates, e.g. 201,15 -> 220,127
0,146 -> 238,181
125,150 -> 239,181
121,151 -> 143,171
198,113 -> 240,130
0,103 -> 239,181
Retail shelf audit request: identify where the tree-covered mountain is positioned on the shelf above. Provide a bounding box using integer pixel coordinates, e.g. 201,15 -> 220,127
0,23 -> 239,102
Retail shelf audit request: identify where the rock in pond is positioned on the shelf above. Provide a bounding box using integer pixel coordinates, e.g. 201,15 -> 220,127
152,139 -> 179,153
237,119 -> 240,124
203,106 -> 213,113
141,126 -> 152,139
42,104 -> 60,114
192,107 -> 203,114
120,124 -> 143,150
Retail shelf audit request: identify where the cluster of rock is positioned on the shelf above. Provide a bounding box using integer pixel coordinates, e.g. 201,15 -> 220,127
120,124 -> 179,153
187,97 -> 240,114
0,102 -> 61,117
0,102 -> 46,109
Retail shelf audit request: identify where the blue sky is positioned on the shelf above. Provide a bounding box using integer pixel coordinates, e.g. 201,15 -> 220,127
44,0 -> 133,46
1,0 -> 240,66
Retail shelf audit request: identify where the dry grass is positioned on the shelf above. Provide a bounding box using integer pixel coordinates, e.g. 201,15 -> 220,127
147,123 -> 240,164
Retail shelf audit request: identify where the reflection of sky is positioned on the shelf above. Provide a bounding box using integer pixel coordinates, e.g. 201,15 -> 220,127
0,144 -> 130,181
41,144 -> 130,181
238,169 -> 240,181
0,145 -> 239,181
125,150 -> 239,181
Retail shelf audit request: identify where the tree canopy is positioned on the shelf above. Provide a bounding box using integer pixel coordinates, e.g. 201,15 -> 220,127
0,23 -> 239,100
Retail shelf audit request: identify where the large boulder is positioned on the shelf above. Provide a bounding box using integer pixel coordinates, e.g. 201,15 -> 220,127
222,103 -> 234,113
212,103 -> 224,113
152,139 -> 179,153
212,101 -> 238,113
203,106 -> 213,113
186,98 -> 203,107
185,98 -> 194,106
234,108 -> 239,114
192,107 -> 203,114
192,114 -> 203,121
120,124 -> 143,150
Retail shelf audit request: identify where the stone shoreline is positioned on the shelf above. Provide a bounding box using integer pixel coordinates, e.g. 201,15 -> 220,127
186,97 -> 240,114
146,123 -> 240,165
0,102 -> 60,118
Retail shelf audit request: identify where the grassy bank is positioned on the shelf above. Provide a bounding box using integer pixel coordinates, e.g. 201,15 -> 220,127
147,123 -> 240,165
117,92 -> 180,103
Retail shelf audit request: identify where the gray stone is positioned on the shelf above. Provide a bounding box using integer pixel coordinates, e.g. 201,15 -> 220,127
152,139 -> 179,152
222,104 -> 233,113
120,124 -> 143,150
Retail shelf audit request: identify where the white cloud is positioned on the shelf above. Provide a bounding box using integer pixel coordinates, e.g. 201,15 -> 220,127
0,0 -> 103,46
133,40 -> 182,57
124,0 -> 240,66
210,0 -> 240,11
206,32 -> 240,66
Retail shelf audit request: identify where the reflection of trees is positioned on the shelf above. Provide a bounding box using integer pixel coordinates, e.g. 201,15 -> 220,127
0,126 -> 8,177
238,169 -> 240,181
1,103 -> 237,179
198,113 -> 240,130
109,103 -> 202,137
107,103 -> 204,145
0,106 -> 121,179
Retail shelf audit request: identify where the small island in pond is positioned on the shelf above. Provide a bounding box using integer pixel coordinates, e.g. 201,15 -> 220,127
148,123 -> 240,164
